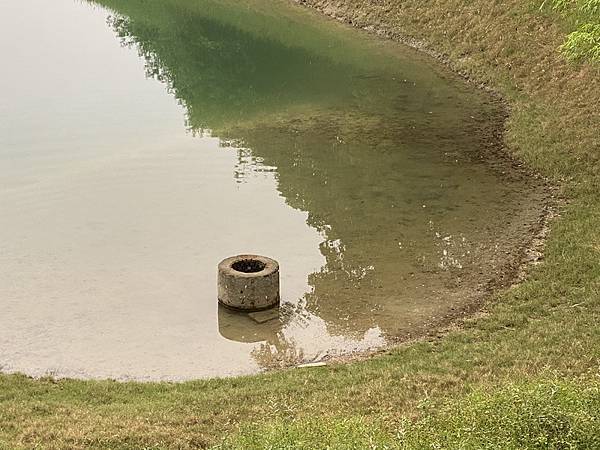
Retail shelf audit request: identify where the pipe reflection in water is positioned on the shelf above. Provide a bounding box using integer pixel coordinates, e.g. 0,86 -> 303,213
217,303 -> 304,368
217,304 -> 282,345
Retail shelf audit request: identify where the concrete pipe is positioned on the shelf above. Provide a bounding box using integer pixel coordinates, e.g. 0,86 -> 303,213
218,254 -> 280,311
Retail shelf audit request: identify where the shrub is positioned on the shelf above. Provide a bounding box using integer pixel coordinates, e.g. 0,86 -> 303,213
540,0 -> 600,63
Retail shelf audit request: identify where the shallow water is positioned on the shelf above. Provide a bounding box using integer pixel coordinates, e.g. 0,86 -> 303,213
0,0 -> 544,380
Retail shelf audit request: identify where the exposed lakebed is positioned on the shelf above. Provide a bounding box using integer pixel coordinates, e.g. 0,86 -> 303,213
0,0 -> 546,380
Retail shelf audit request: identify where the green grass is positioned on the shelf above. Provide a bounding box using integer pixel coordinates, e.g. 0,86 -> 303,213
1,0 -> 599,448
540,0 -> 600,62
217,378 -> 600,449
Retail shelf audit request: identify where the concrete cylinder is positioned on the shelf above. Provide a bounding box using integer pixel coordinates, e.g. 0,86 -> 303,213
218,254 -> 280,311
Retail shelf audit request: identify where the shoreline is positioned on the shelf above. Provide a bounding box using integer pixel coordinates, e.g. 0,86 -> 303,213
275,0 -> 562,371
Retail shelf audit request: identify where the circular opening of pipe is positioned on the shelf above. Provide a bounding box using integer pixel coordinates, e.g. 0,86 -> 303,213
218,255 -> 280,311
231,259 -> 266,274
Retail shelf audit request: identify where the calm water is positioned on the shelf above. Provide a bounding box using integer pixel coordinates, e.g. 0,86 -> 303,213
0,0 -> 544,380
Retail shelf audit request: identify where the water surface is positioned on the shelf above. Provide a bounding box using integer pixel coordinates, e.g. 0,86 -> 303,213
0,0 -> 544,380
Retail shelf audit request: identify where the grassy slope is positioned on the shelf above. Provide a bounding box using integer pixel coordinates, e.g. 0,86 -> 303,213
218,379 -> 600,448
1,0 -> 599,448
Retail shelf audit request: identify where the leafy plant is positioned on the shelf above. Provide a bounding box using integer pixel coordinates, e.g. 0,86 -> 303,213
540,0 -> 600,62
562,23 -> 600,61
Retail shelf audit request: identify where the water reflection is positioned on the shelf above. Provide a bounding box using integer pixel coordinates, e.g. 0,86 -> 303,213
95,0 -> 542,345
100,0 -> 544,348
0,0 -> 544,380
217,305 -> 282,344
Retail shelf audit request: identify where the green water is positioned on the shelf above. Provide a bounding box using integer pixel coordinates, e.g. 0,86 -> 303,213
0,0 -> 544,379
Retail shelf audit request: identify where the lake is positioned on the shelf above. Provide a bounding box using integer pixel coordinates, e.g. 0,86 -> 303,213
0,0 -> 545,380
